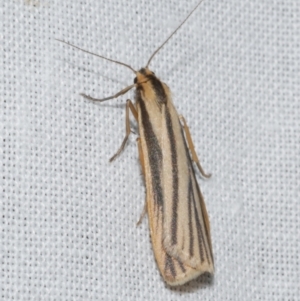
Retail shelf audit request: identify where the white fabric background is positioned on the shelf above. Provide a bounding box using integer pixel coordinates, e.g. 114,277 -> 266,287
2,0 -> 299,300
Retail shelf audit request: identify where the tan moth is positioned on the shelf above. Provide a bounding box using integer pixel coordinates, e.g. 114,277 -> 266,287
57,0 -> 214,286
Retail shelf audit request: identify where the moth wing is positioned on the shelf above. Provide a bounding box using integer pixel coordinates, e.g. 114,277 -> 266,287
161,100 -> 214,273
141,139 -> 213,286
137,95 -> 213,285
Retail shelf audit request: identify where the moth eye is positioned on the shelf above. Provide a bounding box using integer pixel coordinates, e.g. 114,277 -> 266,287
134,77 -> 137,84
152,72 -> 155,75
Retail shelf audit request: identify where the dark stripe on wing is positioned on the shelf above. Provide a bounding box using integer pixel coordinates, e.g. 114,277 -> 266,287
165,108 -> 179,245
148,75 -> 167,104
190,183 -> 204,262
181,120 -> 212,263
188,178 -> 195,257
165,253 -> 176,278
183,126 -> 211,264
137,93 -> 163,207
191,174 -> 211,264
177,258 -> 186,273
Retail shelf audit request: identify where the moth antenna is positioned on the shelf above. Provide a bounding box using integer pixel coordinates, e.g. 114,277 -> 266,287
146,0 -> 204,68
55,39 -> 137,74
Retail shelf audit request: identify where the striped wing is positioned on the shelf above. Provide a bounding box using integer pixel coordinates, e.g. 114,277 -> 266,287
137,92 -> 213,285
161,99 -> 214,277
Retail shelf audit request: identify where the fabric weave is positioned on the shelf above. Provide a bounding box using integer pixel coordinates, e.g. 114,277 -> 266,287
2,0 -> 299,300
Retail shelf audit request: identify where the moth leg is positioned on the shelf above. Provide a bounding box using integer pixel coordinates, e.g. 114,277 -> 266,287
109,99 -> 138,162
137,202 -> 147,226
179,115 -> 211,178
136,137 -> 147,225
136,137 -> 145,178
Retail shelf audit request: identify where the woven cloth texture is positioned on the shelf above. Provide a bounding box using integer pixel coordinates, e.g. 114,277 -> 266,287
2,0 -> 300,300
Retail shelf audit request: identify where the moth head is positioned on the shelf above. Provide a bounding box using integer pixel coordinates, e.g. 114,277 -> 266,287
134,67 -> 156,84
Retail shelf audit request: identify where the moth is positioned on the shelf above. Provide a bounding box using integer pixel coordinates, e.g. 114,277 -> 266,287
57,0 -> 214,286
